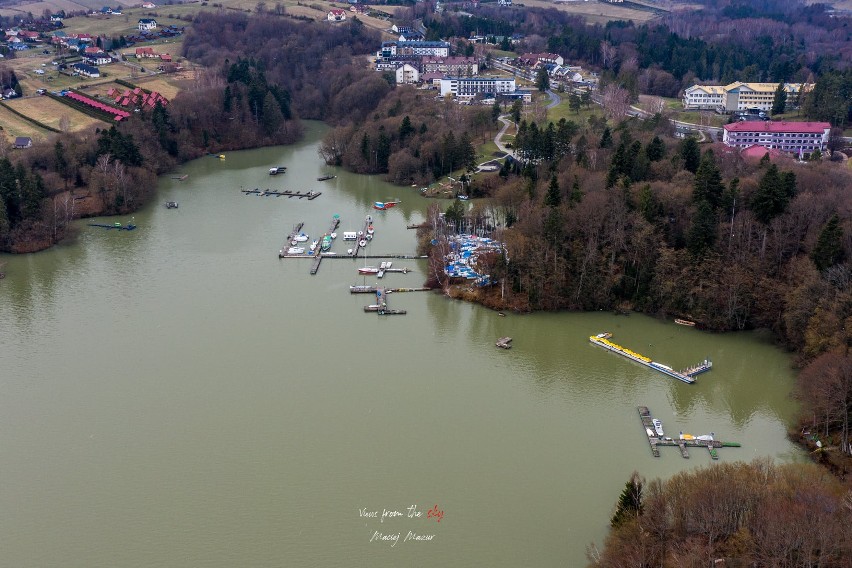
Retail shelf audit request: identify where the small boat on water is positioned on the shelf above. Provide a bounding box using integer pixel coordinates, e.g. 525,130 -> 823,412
367,225 -> 374,235
366,234 -> 373,241
359,266 -> 380,275
293,233 -> 309,242
164,201 -> 178,209
320,235 -> 332,252
269,166 -> 287,175
286,246 -> 305,254
373,200 -> 400,210
317,175 -> 336,181
652,419 -> 664,437
330,232 -> 337,239
675,318 -> 696,326
309,240 -> 319,251
696,433 -> 715,441
645,428 -> 655,437
359,239 -> 367,247
679,432 -> 695,440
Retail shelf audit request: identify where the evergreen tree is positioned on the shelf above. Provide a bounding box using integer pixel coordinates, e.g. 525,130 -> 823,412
0,197 -> 9,246
399,115 -> 414,140
569,177 -> 582,205
568,93 -> 581,114
599,126 -> 613,149
781,171 -> 797,199
687,199 -> 717,257
491,101 -> 501,123
692,149 -> 723,209
638,183 -> 660,223
0,157 -> 17,226
223,85 -> 232,113
535,66 -> 549,92
751,164 -> 789,224
645,136 -> 665,162
679,137 -> 700,173
610,473 -> 644,528
261,91 -> 284,135
545,174 -> 561,208
18,167 -> 46,221
811,214 -> 844,271
771,82 -> 787,115
510,100 -> 522,124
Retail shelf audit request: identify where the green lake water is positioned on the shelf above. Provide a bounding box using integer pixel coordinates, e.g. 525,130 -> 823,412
0,122 -> 802,567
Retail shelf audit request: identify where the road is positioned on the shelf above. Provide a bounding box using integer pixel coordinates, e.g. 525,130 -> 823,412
545,90 -> 561,109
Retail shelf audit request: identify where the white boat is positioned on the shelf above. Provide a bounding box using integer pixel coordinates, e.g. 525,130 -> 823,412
367,225 -> 375,235
309,240 -> 319,251
645,428 -> 655,437
359,239 -> 367,247
359,266 -> 379,274
330,232 -> 337,239
366,234 -> 373,241
652,419 -> 664,437
696,433 -> 715,441
294,234 -> 309,242
385,261 -> 392,269
347,248 -> 354,255
286,246 -> 305,254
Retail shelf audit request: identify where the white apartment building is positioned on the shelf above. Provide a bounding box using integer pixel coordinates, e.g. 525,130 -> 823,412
395,63 -> 419,84
440,76 -> 516,97
722,121 -> 832,155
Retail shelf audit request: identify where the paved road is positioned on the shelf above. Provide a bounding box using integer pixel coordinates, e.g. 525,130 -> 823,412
545,90 -> 561,109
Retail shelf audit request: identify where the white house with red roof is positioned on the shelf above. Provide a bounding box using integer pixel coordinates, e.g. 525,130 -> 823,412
723,121 -> 831,156
327,9 -> 346,21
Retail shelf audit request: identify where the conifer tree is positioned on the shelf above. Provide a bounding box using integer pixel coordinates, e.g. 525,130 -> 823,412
545,174 -> 561,208
610,472 -> 644,528
811,214 -> 844,271
692,149 -> 723,209
751,164 -> 789,224
687,199 -> 717,257
771,82 -> 787,115
679,137 -> 700,173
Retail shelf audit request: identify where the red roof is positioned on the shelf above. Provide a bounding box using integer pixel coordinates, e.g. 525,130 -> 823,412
329,9 -> 345,14
741,145 -> 786,161
724,121 -> 831,134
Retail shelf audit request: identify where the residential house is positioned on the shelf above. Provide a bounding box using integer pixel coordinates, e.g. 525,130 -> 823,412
84,46 -> 104,55
682,82 -> 813,112
159,53 -> 172,62
135,46 -> 157,57
440,76 -> 516,97
13,137 -> 32,149
138,18 -> 157,31
395,63 -> 419,84
392,25 -> 413,34
327,9 -> 347,21
722,121 -> 831,156
19,30 -> 41,41
86,54 -> 112,65
72,62 -> 100,77
50,14 -> 64,22
518,52 -> 564,67
422,56 -> 478,76
351,4 -> 369,13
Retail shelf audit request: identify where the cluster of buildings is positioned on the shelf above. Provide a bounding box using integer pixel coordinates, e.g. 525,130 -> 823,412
107,86 -> 169,109
372,25 -> 525,101
682,82 -> 813,112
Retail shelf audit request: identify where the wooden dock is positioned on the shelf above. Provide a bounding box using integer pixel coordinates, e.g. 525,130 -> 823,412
637,406 -> 740,460
350,286 -> 431,294
310,216 -> 341,275
365,287 -> 407,315
242,189 -> 321,199
278,222 -> 305,258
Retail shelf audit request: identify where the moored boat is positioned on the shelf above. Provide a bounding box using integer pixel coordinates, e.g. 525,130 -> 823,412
286,246 -> 305,254
675,318 -> 696,326
317,174 -> 336,181
652,419 -> 664,437
164,201 -> 178,209
359,266 -> 380,274
359,239 -> 367,247
269,166 -> 287,175
320,235 -> 332,252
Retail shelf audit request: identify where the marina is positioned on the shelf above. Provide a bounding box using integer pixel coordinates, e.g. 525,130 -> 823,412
637,407 -> 741,460
589,332 -> 712,384
364,287 -> 407,315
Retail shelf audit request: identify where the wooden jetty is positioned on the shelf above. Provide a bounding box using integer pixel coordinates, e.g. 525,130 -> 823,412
171,174 -> 188,180
310,216 -> 341,275
496,337 -> 513,349
365,287 -> 407,315
278,222 -> 305,258
407,222 -> 428,229
242,189 -> 321,200
637,406 -> 740,460
317,175 -> 336,181
349,286 -> 430,294
88,222 -> 136,231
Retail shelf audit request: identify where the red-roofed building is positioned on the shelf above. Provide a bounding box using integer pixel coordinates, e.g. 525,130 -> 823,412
740,144 -> 786,162
84,46 -> 103,55
327,9 -> 346,21
135,47 -> 156,58
159,53 -> 172,62
722,121 -> 831,156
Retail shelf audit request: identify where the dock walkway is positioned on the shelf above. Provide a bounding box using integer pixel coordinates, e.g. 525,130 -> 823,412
637,406 -> 740,460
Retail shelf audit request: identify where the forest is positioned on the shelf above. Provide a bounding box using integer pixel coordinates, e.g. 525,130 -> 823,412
590,460 -> 852,567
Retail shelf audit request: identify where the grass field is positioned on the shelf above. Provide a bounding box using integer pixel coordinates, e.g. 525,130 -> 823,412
519,0 -> 664,23
5,95 -> 108,131
545,98 -> 604,125
0,103 -> 52,141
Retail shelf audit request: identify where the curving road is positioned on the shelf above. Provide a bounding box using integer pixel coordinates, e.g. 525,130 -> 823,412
545,89 -> 561,109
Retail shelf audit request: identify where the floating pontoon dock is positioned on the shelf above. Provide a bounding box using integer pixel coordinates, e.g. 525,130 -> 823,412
242,189 -> 320,199
638,406 -> 740,460
590,333 -> 711,384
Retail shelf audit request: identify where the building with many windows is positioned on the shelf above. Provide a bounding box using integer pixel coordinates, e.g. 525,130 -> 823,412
722,121 -> 831,156
439,76 -> 515,97
379,40 -> 450,58
682,82 -> 812,112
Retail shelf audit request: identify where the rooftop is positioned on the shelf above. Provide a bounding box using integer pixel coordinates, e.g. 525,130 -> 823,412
724,121 -> 832,134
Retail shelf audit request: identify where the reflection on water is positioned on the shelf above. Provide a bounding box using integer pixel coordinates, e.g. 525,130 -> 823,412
0,122 -> 803,568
